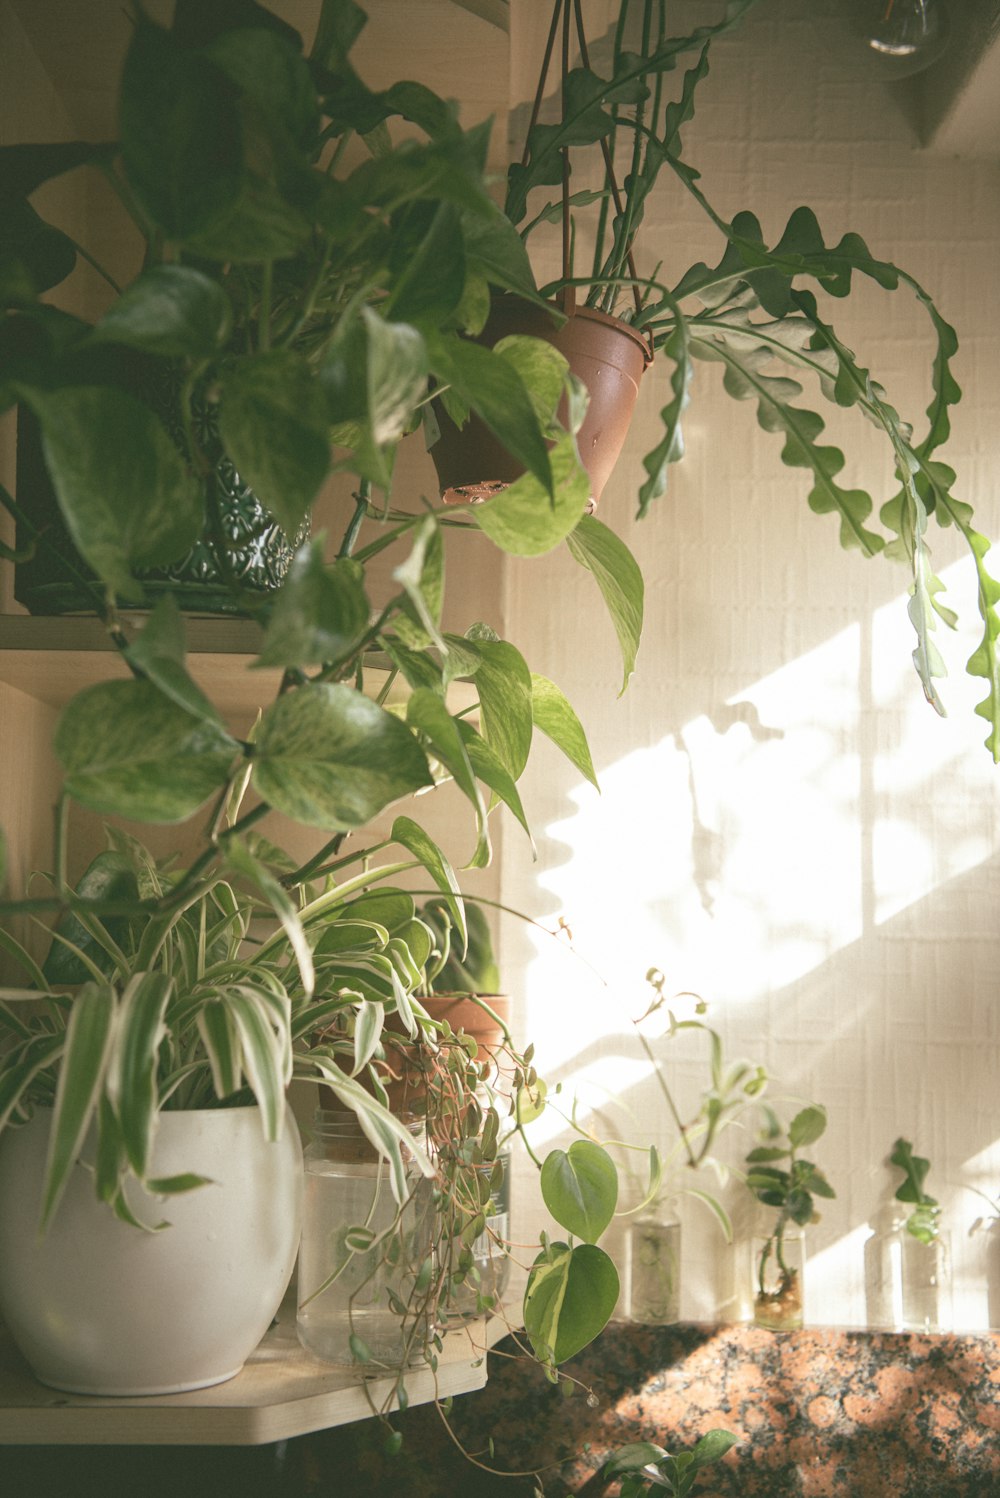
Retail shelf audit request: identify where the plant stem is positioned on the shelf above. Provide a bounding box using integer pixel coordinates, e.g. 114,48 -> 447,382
339,483 -> 371,558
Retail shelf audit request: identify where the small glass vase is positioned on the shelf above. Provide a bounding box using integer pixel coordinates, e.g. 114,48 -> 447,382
864,1212 -> 952,1332
750,1223 -> 805,1331
297,1111 -> 433,1370
626,1206 -> 682,1325
981,1217 -> 1000,1331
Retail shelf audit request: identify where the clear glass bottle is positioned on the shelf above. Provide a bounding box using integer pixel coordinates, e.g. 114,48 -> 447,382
296,1110 -> 433,1369
864,1208 -> 952,1332
981,1217 -> 1000,1331
750,1222 -> 805,1331
626,1204 -> 682,1325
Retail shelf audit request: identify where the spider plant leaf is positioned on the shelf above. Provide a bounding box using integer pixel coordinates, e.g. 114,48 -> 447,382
109,971 -> 172,1177
41,981 -> 116,1232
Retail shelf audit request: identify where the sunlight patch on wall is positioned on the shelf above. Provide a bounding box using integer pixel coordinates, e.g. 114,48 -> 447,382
534,621 -> 865,1015
869,559 -> 999,926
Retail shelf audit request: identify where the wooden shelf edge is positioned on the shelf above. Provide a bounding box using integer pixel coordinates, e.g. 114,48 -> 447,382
0,1308 -> 509,1446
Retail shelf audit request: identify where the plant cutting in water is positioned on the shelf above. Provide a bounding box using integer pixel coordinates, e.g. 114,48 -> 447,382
889,1136 -> 941,1244
744,1104 -> 835,1330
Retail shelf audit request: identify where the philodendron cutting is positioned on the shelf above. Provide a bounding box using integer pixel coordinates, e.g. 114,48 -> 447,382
744,1104 -> 835,1331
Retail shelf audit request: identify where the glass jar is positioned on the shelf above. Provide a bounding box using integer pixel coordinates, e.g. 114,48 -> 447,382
864,1210 -> 952,1332
296,1110 -> 433,1370
981,1217 -> 1000,1331
437,1139 -> 512,1325
750,1222 -> 805,1331
626,1205 -> 682,1325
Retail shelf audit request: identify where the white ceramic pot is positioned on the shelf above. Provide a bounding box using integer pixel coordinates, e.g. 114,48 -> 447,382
0,1105 -> 302,1395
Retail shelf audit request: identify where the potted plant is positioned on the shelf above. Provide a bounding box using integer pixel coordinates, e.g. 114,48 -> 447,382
428,0 -> 1000,753
0,833 -> 308,1395
743,1103 -> 835,1331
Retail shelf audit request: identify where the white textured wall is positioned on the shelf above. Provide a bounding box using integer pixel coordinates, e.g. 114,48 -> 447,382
501,0 -> 1000,1330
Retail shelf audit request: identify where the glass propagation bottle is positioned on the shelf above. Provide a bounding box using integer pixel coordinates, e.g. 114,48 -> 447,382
626,1203 -> 682,1325
864,1205 -> 952,1332
297,1110 -> 433,1369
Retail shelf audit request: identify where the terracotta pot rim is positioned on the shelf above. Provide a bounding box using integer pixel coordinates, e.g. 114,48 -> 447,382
492,292 -> 655,367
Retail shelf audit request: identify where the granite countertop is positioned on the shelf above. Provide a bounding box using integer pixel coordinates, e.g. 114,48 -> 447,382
5,1322 -> 1000,1496
294,1321 -> 1000,1497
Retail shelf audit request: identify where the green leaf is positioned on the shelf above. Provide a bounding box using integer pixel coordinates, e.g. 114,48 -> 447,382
224,836 -> 315,997
466,637 -> 533,781
119,14 -> 244,240
109,972 -> 172,1178
218,350 -> 331,537
256,540 -> 370,669
566,516 -> 644,694
252,682 -> 433,830
523,1241 -> 619,1364
603,1443 -> 668,1480
125,595 -> 226,727
363,309 -> 428,447
406,690 -> 489,867
428,331 -> 553,499
461,203 -> 544,304
390,816 -> 466,954
457,723 -> 535,854
22,383 -> 203,600
391,516 -> 446,653
540,1140 -> 618,1243
493,334 -> 568,431
531,674 -> 598,789
55,680 -> 239,822
473,433 -> 589,558
41,851 -> 142,985
690,1429 -> 740,1470
90,266 -> 231,359
196,1000 -> 243,1100
205,24 -> 319,152
41,982 -> 117,1231
386,200 -> 466,329
222,984 -> 291,1140
637,317 -> 693,518
788,1105 -> 827,1150
0,200 -> 77,305
146,1172 -> 213,1195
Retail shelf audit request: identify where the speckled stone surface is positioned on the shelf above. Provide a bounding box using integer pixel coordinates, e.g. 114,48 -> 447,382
294,1322 -> 1000,1496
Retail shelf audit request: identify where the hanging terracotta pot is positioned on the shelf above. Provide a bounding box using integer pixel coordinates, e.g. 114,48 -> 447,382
428,296 -> 653,511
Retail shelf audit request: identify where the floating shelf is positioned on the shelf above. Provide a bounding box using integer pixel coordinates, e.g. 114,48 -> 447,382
0,1299 -> 504,1447
0,616 -> 473,726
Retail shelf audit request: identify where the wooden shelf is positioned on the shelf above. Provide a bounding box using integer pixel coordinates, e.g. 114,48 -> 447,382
0,1299 -> 506,1447
0,616 -> 472,726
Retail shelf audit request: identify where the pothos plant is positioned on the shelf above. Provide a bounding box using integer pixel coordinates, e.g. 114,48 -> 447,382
744,1103 -> 835,1329
507,0 -> 1000,756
